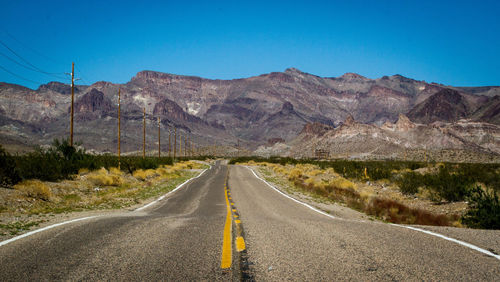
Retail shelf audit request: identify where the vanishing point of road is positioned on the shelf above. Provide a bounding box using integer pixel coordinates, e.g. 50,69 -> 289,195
0,161 -> 499,280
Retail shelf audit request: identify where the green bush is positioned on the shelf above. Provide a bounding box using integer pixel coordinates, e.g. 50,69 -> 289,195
462,186 -> 500,229
0,145 -> 21,187
397,172 -> 424,195
8,139 -> 176,184
426,167 -> 471,202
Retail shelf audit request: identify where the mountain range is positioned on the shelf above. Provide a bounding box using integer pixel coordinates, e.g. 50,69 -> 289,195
1,68 -> 499,161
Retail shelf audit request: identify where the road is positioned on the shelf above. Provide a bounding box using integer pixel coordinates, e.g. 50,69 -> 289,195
0,162 -> 499,281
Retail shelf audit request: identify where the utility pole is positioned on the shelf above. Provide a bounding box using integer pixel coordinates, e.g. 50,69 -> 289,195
70,62 -> 74,147
185,135 -> 188,157
118,88 -> 121,169
158,117 -> 161,158
180,133 -> 183,157
174,127 -> 177,159
168,128 -> 171,158
188,136 -> 191,157
143,108 -> 146,159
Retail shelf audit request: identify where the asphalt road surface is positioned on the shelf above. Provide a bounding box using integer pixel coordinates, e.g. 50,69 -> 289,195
0,162 -> 499,281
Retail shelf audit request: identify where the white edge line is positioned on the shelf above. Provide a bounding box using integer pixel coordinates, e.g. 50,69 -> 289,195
245,166 -> 337,220
135,166 -> 210,212
0,216 -> 98,247
393,224 -> 500,261
0,166 -> 211,247
245,165 -> 500,261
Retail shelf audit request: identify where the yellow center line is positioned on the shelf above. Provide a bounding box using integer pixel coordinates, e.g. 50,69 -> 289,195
236,236 -> 246,252
221,188 -> 232,269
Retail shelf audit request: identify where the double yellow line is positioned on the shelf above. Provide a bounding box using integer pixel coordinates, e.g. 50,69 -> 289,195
221,170 -> 246,269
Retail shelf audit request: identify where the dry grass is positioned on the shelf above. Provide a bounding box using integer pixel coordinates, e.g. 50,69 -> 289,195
1,161 -> 208,217
254,161 -> 459,226
14,180 -> 52,201
132,169 -> 158,181
87,168 -> 123,186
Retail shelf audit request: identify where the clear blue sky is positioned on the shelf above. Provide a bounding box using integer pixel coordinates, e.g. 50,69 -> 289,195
1,0 -> 499,89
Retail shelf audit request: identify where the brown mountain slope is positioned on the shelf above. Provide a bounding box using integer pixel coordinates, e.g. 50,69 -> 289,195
1,69 -> 499,153
407,88 -> 473,124
471,96 -> 500,125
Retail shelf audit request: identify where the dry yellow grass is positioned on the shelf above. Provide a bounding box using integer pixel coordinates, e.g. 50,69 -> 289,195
288,168 -> 303,180
132,169 -> 157,181
109,167 -> 123,176
78,168 -> 90,175
328,177 -> 356,191
307,169 -> 323,177
87,167 -> 123,186
14,180 -> 52,201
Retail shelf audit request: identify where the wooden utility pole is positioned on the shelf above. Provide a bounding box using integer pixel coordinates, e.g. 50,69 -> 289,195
158,117 -> 161,158
143,108 -> 146,159
168,128 -> 171,158
185,135 -> 187,157
174,127 -> 177,159
118,88 -> 121,169
180,133 -> 183,157
188,136 -> 191,157
70,62 -> 74,146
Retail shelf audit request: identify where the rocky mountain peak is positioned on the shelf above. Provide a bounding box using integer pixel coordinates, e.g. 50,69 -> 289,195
395,113 -> 416,131
284,67 -> 303,74
340,72 -> 368,80
153,98 -> 204,125
407,88 -> 469,124
38,81 -> 74,94
132,70 -> 173,82
72,88 -> 113,119
390,74 -> 417,83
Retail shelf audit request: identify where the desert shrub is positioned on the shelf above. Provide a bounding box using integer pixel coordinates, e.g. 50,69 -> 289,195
328,177 -> 356,191
87,168 -> 122,186
133,169 -> 158,181
78,168 -> 90,175
426,167 -> 471,202
365,197 -> 452,226
288,168 -> 303,181
109,167 -> 122,175
397,171 -> 424,195
0,145 -> 20,187
10,138 -> 175,183
14,180 -> 52,201
462,186 -> 500,229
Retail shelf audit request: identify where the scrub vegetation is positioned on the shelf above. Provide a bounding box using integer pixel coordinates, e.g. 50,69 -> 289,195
230,157 -> 500,229
0,140 -> 209,237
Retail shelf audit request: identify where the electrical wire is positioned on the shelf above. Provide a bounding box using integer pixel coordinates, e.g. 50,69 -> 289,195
0,29 -> 92,86
0,28 -> 62,66
0,64 -> 43,85
0,50 -> 68,82
0,39 -> 67,79
74,64 -> 90,85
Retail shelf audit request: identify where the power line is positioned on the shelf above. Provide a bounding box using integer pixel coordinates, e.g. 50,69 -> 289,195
1,28 -> 86,84
74,65 -> 90,85
0,39 -> 66,79
0,50 -> 68,81
0,28 -> 62,66
0,64 -> 43,85
0,29 -> 93,86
